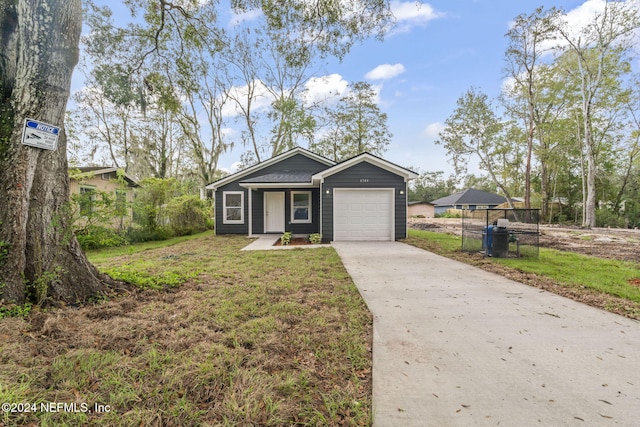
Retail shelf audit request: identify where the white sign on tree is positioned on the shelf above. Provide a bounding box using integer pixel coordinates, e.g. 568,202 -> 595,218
21,118 -> 60,151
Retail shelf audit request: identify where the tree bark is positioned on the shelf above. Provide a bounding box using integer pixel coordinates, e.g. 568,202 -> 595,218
0,0 -> 107,304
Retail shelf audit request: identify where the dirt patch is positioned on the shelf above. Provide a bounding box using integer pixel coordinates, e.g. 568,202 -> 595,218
410,217 -> 640,263
273,237 -> 329,246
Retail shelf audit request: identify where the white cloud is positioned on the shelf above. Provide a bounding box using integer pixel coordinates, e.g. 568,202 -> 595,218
547,0 -> 640,50
301,74 -> 349,106
228,8 -> 263,26
390,1 -> 443,33
563,0 -> 608,31
222,80 -> 273,117
221,127 -> 237,138
365,63 -> 406,80
423,122 -> 445,138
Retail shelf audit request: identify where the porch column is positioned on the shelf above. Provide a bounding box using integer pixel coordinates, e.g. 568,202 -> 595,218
248,186 -> 253,236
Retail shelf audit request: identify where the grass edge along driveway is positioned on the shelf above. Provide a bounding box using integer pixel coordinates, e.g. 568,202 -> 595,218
0,233 -> 373,427
404,228 -> 640,320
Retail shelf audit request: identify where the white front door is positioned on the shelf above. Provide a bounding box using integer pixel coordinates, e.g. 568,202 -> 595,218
264,192 -> 285,233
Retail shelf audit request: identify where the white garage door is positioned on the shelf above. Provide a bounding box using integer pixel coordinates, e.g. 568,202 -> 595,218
334,189 -> 394,241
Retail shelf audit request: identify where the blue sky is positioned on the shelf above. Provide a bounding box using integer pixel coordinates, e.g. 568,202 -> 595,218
271,0 -> 603,177
73,0 -> 635,178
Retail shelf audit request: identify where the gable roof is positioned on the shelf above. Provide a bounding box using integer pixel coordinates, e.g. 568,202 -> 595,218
70,167 -> 140,187
312,152 -> 418,183
205,147 -> 335,191
430,188 -> 506,206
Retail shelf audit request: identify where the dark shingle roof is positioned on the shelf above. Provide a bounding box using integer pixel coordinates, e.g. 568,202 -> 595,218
431,188 -> 506,206
240,170 -> 315,184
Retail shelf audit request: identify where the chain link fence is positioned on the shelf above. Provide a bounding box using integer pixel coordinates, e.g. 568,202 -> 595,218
461,209 -> 540,258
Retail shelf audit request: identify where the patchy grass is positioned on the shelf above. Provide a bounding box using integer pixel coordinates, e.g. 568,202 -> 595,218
495,250 -> 640,303
405,229 -> 640,319
0,233 -> 372,426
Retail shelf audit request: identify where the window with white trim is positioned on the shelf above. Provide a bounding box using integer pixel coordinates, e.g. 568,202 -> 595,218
79,185 -> 97,216
223,191 -> 244,224
291,191 -> 312,223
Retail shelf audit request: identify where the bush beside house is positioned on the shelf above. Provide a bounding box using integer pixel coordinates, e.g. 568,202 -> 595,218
69,171 -> 213,249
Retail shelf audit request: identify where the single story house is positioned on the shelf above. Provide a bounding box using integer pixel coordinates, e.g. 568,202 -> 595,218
408,201 -> 435,218
206,147 -> 418,241
431,188 -> 507,215
69,166 -> 140,228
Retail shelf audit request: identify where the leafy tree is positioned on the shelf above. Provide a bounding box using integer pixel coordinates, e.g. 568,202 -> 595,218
0,0 -> 393,304
311,82 -> 391,161
71,65 -> 139,170
174,49 -> 233,194
0,0 -> 110,303
223,27 -> 319,163
552,1 -> 640,227
437,88 -> 518,208
504,6 -> 557,214
408,170 -> 457,203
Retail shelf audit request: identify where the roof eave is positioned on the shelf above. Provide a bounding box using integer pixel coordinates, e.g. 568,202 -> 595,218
70,167 -> 140,187
239,182 -> 316,189
312,152 -> 419,181
205,147 -> 336,190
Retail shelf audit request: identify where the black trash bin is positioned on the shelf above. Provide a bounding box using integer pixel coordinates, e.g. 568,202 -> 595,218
492,227 -> 509,257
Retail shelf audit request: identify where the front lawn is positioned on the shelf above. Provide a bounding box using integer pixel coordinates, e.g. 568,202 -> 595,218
0,233 -> 372,426
405,229 -> 640,319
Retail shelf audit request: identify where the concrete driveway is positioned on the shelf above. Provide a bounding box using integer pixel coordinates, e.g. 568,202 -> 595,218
332,241 -> 640,426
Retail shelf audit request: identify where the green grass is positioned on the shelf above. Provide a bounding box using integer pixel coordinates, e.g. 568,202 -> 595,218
0,232 -> 372,426
405,229 -> 640,304
85,231 -> 215,264
495,250 -> 640,302
404,228 -> 463,255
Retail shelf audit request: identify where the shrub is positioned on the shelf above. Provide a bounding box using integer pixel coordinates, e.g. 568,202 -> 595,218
76,225 -> 129,250
132,178 -> 182,231
126,227 -> 175,244
308,233 -> 322,244
166,195 -> 211,236
435,212 -> 461,219
280,232 -> 292,245
595,208 -> 626,228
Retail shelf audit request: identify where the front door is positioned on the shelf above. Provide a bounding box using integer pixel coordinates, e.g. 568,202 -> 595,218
264,191 -> 285,233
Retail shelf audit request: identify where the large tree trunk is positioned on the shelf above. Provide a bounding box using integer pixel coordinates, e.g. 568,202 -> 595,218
0,0 -> 107,304
583,109 -> 597,228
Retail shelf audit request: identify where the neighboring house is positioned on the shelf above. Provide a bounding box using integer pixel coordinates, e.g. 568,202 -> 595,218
431,188 -> 507,215
69,167 -> 140,228
408,201 -> 435,218
205,147 -> 418,241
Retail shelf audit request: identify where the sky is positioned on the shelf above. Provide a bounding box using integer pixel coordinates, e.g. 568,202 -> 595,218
72,0 -> 638,178
216,0 -> 615,176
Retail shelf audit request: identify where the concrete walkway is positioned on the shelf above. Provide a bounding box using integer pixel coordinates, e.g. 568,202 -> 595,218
332,241 -> 640,427
240,235 -> 328,251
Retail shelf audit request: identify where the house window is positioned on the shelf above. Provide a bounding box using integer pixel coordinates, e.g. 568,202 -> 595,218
291,191 -> 311,223
79,185 -> 96,216
223,191 -> 244,224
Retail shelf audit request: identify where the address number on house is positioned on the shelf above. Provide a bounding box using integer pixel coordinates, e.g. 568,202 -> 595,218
359,178 -> 369,183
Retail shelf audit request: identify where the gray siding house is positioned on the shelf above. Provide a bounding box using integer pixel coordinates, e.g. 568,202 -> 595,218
206,147 -> 418,241
431,188 -> 507,215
